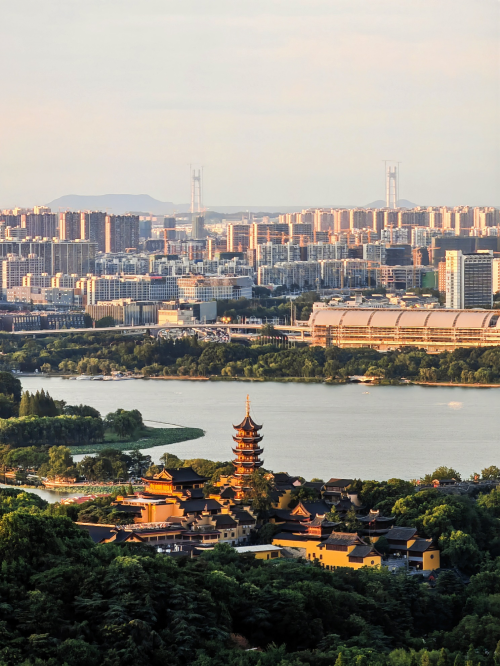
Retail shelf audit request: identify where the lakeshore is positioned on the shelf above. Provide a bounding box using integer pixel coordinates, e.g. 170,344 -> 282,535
19,376 -> 500,481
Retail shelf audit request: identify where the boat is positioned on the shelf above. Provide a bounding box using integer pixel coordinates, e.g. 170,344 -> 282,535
76,375 -> 92,381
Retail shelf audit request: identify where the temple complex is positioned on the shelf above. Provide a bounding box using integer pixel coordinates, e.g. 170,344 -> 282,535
231,395 -> 264,500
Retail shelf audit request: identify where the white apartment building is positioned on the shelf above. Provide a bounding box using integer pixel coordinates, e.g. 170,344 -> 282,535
2,253 -> 44,291
445,250 -> 493,309
177,275 -> 252,301
84,275 -> 179,305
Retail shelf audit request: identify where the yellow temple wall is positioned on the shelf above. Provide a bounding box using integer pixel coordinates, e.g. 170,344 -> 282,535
423,550 -> 440,569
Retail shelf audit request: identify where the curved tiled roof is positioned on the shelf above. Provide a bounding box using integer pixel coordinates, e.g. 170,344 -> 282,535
310,308 -> 498,329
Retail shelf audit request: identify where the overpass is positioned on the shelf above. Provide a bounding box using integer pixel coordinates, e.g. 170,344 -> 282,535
9,322 -> 312,341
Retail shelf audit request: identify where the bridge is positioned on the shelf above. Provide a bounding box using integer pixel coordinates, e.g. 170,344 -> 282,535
9,322 -> 312,342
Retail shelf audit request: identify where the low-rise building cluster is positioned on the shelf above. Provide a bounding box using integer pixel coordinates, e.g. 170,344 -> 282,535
77,400 -> 441,572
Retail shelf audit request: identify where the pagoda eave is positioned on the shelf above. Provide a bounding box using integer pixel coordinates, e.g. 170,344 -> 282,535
232,448 -> 264,456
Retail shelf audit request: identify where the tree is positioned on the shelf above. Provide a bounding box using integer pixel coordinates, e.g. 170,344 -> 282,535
422,466 -> 462,484
128,449 -> 152,477
0,371 -> 22,404
0,393 -> 17,418
481,465 -> 500,480
95,316 -> 115,328
105,409 -> 143,439
288,486 -> 320,509
159,452 -> 183,469
439,530 -> 481,573
248,470 -> 274,514
65,404 -> 101,419
39,446 -> 77,481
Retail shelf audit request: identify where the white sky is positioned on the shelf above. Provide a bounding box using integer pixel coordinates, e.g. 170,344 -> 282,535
0,0 -> 498,207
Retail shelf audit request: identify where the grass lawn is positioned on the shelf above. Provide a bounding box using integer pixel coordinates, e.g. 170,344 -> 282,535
69,426 -> 205,455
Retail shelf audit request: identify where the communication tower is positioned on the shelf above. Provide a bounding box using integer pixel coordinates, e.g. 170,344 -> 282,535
190,167 -> 203,216
384,161 -> 400,209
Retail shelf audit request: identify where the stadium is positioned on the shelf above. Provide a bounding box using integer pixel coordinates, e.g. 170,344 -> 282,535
309,308 -> 500,351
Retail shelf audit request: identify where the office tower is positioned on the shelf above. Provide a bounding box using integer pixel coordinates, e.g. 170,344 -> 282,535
445,250 -> 493,309
139,219 -> 152,239
385,245 -> 412,266
2,254 -> 44,290
81,211 -> 106,252
192,215 -> 205,240
163,216 -> 176,241
430,236 -> 499,268
105,215 -> 140,253
227,223 -> 250,252
59,212 -> 81,240
21,213 -> 57,238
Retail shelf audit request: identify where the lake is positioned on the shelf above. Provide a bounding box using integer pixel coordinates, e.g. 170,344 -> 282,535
19,377 -> 500,482
0,483 -> 84,503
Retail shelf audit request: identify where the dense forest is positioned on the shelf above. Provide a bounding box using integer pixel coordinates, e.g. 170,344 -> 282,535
2,330 -> 500,383
2,484 -> 500,665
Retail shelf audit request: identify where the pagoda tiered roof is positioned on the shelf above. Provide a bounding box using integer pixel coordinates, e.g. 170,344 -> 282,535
233,414 -> 262,432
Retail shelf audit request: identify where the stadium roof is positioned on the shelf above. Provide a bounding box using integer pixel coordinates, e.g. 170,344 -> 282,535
310,308 -> 499,330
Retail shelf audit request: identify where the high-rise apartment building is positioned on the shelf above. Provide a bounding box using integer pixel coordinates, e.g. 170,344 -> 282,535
21,213 -> 57,238
288,222 -> 313,244
105,215 -> 140,253
349,209 -> 367,230
2,254 -> 44,291
314,210 -> 334,232
334,210 -> 350,233
445,250 -> 493,309
59,212 -> 82,240
81,211 -> 106,251
249,222 -> 288,248
227,223 -> 251,252
0,239 -> 96,276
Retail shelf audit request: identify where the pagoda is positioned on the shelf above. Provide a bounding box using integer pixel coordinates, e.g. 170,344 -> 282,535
231,395 -> 264,501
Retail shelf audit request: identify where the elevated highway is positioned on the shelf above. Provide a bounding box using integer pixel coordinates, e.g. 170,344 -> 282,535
9,322 -> 312,341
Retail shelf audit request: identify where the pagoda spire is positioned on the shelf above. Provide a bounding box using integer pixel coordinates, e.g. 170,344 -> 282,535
231,396 -> 264,501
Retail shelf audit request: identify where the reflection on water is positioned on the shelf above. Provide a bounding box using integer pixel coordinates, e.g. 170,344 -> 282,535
18,377 -> 500,481
0,483 -> 82,503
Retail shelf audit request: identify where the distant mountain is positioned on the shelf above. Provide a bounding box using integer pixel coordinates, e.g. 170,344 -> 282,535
363,199 -> 418,209
46,194 -> 180,215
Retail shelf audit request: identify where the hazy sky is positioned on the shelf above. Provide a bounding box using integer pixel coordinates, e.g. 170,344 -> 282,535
0,0 -> 498,208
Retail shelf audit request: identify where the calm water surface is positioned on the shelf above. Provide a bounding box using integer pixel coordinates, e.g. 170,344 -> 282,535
0,483 -> 83,502
20,377 -> 500,482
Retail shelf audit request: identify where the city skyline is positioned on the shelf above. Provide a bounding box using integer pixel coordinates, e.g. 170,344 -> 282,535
0,0 -> 498,208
